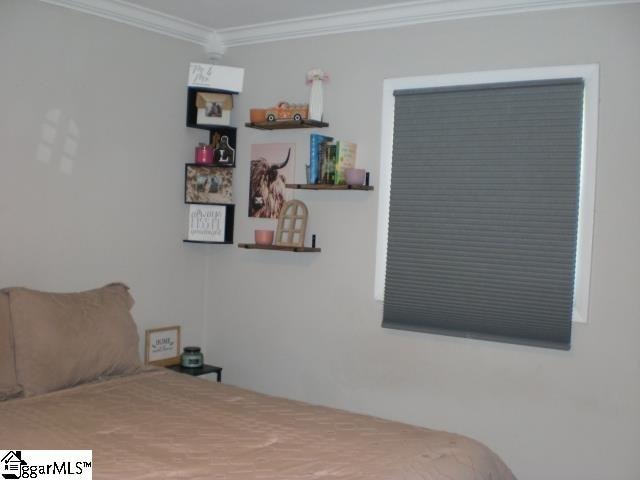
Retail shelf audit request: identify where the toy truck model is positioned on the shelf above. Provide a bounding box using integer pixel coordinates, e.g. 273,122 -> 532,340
265,102 -> 309,122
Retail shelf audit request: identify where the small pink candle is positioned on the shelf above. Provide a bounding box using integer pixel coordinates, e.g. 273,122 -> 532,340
195,144 -> 214,164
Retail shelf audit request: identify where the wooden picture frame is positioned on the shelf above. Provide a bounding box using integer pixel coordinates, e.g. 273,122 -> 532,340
145,326 -> 181,366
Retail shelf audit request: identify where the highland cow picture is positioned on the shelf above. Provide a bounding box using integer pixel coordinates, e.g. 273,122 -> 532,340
249,143 -> 295,218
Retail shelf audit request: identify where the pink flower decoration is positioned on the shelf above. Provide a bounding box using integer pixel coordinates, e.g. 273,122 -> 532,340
306,68 -> 329,85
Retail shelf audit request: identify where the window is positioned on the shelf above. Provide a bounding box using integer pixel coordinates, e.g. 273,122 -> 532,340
375,65 -> 598,350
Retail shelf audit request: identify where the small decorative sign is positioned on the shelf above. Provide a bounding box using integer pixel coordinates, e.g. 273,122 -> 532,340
188,63 -> 245,93
145,326 -> 181,366
187,204 -> 229,243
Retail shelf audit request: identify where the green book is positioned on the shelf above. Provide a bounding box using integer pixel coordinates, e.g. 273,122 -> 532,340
334,141 -> 357,185
326,144 -> 337,184
318,141 -> 327,184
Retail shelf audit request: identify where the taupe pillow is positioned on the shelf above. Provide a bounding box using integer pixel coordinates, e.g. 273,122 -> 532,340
9,283 -> 141,396
0,292 -> 22,400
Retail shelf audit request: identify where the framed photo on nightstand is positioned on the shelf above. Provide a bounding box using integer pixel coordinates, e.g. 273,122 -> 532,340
145,325 -> 181,366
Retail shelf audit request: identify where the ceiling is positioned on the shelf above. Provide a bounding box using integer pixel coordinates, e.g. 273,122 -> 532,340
123,0 -> 402,30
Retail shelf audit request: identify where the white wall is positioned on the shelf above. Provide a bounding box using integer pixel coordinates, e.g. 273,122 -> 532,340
208,5 -> 640,480
0,0 -> 209,349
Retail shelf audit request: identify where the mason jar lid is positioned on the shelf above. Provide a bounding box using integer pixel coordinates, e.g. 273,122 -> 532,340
183,346 -> 201,353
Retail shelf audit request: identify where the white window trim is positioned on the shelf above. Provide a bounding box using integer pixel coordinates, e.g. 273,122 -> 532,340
374,64 -> 599,324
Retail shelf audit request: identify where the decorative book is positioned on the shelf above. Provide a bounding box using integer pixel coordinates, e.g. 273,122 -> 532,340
334,141 -> 357,185
309,133 -> 334,184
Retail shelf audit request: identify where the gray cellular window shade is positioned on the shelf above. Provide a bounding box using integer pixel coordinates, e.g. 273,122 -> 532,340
383,79 -> 584,350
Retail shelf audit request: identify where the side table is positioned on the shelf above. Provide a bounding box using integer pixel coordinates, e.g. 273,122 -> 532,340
166,364 -> 222,383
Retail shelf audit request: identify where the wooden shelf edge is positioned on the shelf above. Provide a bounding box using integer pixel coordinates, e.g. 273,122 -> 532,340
183,240 -> 234,245
285,183 -> 373,191
245,120 -> 329,130
186,123 -> 238,132
187,86 -> 240,95
185,163 -> 235,168
237,243 -> 321,253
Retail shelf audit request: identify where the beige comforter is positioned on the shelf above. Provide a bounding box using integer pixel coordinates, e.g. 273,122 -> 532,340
0,369 -> 516,479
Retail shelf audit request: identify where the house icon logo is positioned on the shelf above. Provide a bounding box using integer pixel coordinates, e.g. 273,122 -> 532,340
1,451 -> 26,480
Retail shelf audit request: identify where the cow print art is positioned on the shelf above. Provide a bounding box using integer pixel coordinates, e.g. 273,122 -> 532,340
249,143 -> 295,218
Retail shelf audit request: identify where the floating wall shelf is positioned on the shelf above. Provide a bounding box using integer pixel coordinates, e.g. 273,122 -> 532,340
237,243 -> 321,253
184,240 -> 234,245
184,86 -> 239,245
245,120 -> 329,130
286,183 -> 373,191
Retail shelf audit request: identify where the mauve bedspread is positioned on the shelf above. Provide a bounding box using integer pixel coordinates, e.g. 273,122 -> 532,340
0,369 -> 516,479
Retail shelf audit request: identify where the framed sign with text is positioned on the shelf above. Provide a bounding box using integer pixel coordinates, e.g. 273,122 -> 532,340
145,326 -> 181,366
185,204 -> 234,244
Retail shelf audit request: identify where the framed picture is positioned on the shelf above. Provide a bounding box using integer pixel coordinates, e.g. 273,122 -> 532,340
185,204 -> 234,244
195,91 -> 233,126
145,326 -> 181,366
185,165 -> 233,204
248,143 -> 295,218
186,88 -> 237,129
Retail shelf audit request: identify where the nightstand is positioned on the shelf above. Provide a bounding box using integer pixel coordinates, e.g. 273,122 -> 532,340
166,364 -> 222,383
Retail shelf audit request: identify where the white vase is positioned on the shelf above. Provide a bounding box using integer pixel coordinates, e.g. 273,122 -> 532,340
308,79 -> 323,121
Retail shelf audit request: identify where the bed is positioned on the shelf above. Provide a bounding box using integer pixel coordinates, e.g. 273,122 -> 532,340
0,284 -> 516,480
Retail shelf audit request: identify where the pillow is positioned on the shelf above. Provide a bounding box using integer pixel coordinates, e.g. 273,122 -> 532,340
0,292 -> 22,400
8,283 -> 141,396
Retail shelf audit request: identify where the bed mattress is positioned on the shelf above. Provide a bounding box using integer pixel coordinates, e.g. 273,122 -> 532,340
0,369 -> 516,479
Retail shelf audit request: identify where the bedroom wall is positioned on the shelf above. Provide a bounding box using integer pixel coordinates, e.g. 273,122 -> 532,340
0,1 -> 209,350
207,5 -> 640,480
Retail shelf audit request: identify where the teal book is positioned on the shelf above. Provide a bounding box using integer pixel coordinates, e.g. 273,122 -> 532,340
310,133 -> 334,184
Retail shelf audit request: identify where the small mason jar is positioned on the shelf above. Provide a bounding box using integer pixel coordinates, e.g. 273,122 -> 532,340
181,346 -> 203,368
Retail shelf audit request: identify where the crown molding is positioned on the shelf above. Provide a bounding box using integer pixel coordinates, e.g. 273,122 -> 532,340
40,0 -> 639,50
40,0 -> 211,46
218,0 -> 640,47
